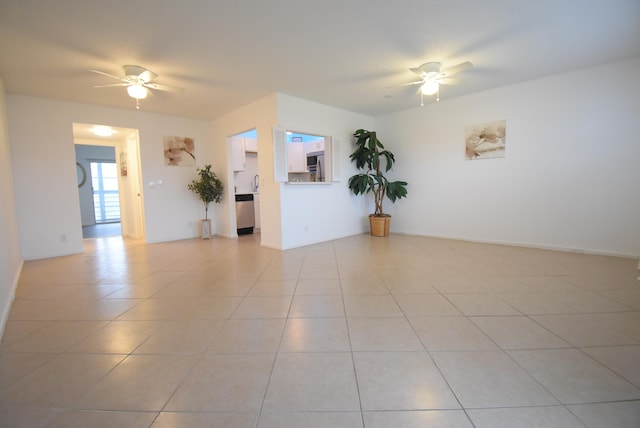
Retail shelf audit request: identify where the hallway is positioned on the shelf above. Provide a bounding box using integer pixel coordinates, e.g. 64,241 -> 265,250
82,222 -> 122,239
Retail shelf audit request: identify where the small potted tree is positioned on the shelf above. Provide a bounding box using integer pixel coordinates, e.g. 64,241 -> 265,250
188,164 -> 224,239
348,129 -> 408,236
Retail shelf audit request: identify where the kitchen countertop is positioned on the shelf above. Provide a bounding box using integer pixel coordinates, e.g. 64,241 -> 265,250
285,181 -> 331,185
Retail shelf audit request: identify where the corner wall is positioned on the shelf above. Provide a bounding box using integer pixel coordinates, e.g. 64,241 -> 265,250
211,94 -> 280,247
211,93 -> 376,250
7,95 -> 212,259
0,77 -> 23,335
376,56 -> 640,257
277,94 -> 374,249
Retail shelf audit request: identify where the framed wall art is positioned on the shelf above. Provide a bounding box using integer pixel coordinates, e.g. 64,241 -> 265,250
465,120 -> 506,160
164,135 -> 196,166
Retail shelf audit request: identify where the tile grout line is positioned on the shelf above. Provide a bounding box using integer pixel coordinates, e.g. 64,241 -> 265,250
251,244 -> 305,427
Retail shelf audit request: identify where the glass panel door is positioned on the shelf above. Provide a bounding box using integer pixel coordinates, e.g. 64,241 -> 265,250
90,162 -> 120,223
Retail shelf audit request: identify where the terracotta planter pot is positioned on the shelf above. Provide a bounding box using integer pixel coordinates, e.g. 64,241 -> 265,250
369,215 -> 391,237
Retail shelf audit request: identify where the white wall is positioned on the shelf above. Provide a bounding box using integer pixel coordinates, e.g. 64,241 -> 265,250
7,57 -> 638,261
376,56 -> 640,257
277,94 -> 374,249
0,77 -> 23,335
7,96 -> 212,259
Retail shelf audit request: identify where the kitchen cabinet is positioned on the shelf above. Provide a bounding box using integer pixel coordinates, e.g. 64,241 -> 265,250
253,193 -> 261,230
287,142 -> 307,172
232,137 -> 258,170
231,137 -> 245,171
244,137 -> 258,153
305,140 -> 325,153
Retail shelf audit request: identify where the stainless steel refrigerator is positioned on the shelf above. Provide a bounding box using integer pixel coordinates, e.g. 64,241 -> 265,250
315,154 -> 325,182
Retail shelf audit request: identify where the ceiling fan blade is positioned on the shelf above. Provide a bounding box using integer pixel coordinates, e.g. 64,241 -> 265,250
123,65 -> 154,78
409,67 -> 425,77
138,69 -> 158,83
401,80 -> 424,87
389,80 -> 425,89
93,83 -> 130,88
144,82 -> 185,93
437,78 -> 459,85
441,61 -> 473,77
412,62 -> 442,77
89,69 -> 123,80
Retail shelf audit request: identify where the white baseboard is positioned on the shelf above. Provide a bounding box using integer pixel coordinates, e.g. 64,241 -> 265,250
394,230 -> 640,260
0,260 -> 23,340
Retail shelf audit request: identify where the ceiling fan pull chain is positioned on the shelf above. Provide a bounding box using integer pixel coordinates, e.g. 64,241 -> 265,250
420,91 -> 424,107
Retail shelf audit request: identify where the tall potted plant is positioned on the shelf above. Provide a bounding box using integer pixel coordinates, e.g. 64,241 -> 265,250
348,129 -> 408,236
188,164 -> 224,239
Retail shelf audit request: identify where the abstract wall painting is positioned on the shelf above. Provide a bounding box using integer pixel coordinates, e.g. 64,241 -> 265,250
465,120 -> 506,160
164,136 -> 196,166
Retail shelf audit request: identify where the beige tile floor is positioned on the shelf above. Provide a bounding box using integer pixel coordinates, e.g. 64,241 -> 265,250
1,233 -> 640,427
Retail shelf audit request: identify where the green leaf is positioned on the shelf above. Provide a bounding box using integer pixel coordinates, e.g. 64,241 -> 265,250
348,129 -> 408,213
385,181 -> 408,202
188,164 -> 224,219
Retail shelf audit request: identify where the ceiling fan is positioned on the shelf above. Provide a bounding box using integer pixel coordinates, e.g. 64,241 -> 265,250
89,65 -> 185,109
395,61 -> 473,105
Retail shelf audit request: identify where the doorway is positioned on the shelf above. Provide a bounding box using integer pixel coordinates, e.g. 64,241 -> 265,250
229,128 -> 260,236
73,123 -> 145,241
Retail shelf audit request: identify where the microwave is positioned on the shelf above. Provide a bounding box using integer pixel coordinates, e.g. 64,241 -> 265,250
306,151 -> 322,168
307,155 -> 317,168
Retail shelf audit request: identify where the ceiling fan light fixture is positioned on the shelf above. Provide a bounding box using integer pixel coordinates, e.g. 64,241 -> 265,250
421,80 -> 439,96
127,83 -> 148,99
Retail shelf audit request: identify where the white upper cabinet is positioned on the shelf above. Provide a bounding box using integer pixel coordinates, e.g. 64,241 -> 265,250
244,137 -> 258,153
287,142 -> 307,172
231,137 -> 245,171
273,128 -> 339,183
305,140 -> 324,154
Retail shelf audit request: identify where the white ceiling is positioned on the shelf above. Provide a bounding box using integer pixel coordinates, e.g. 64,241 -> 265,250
1,1 -> 639,120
